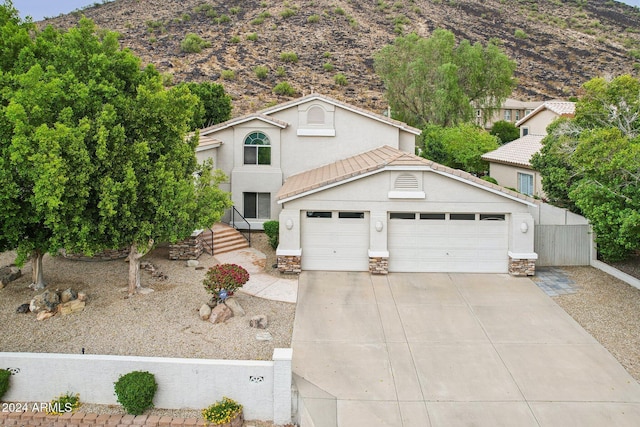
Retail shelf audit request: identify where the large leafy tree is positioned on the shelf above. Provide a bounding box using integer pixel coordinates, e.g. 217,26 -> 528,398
0,5 -> 231,292
531,75 -> 640,261
374,29 -> 517,128
490,120 -> 520,145
178,81 -> 232,130
420,123 -> 499,175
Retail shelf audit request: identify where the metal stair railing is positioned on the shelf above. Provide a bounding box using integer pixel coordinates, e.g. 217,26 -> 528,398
225,206 -> 251,247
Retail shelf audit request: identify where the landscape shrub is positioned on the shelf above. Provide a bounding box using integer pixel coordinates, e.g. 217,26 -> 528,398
230,35 -> 240,43
307,14 -> 320,23
273,81 -> 296,96
514,29 -> 528,39
47,392 -> 80,415
263,221 -> 279,249
203,264 -> 250,303
114,371 -> 158,415
221,70 -> 235,80
279,51 -> 298,63
0,369 -> 10,400
481,176 -> 499,185
280,8 -> 297,18
246,32 -> 258,41
275,66 -> 286,77
323,62 -> 334,72
216,14 -> 231,24
202,397 -> 242,425
230,6 -> 241,14
334,73 -> 348,86
254,65 -> 269,79
181,33 -> 211,53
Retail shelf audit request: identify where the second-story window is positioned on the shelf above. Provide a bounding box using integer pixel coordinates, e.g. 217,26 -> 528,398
504,110 -> 512,121
244,131 -> 271,165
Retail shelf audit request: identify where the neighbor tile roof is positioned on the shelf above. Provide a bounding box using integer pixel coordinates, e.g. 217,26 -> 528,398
277,145 -> 538,205
481,134 -> 545,168
516,101 -> 575,127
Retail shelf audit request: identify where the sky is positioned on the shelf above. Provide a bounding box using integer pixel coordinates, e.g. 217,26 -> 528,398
9,0 -> 640,21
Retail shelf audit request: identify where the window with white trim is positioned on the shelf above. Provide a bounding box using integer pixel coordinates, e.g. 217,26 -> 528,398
517,172 -> 534,196
243,192 -> 270,219
244,132 -> 271,165
504,110 -> 512,121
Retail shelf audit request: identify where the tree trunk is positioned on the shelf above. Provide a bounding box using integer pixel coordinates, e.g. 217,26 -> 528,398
127,243 -> 144,296
30,251 -> 46,290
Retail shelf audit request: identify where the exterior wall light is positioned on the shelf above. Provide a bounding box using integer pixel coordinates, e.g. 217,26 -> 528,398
375,221 -> 384,232
520,222 -> 529,233
285,219 -> 294,230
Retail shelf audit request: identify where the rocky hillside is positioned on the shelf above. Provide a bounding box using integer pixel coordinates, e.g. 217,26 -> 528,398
45,0 -> 640,116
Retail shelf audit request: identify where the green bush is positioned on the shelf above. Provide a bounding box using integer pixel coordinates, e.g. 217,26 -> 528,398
202,397 -> 242,425
307,14 -> 321,23
514,29 -> 528,39
481,176 -> 498,185
279,51 -> 298,63
221,70 -> 235,80
334,73 -> 348,86
216,14 -> 231,24
181,33 -> 211,53
114,371 -> 158,415
254,65 -> 269,79
275,66 -> 286,77
273,81 -> 296,96
263,221 -> 279,249
0,369 -> 10,400
230,35 -> 240,43
323,62 -> 334,72
246,32 -> 258,41
230,6 -> 241,14
280,8 -> 297,18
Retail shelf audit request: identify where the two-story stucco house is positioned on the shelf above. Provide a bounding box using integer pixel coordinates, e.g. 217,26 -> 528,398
196,94 -> 546,276
482,101 -> 575,198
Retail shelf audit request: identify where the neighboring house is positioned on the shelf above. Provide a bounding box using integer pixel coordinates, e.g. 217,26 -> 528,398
482,101 -> 576,197
197,94 -> 586,277
477,98 -> 543,129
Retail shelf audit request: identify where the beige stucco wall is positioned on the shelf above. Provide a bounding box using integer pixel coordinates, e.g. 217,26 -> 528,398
196,99 -> 419,225
520,110 -> 560,136
489,163 -> 544,198
278,169 -> 535,257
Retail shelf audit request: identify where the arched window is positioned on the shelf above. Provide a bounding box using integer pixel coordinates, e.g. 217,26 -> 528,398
244,131 -> 271,165
307,106 -> 325,125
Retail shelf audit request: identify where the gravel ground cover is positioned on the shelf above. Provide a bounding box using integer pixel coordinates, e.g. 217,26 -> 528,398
553,266 -> 640,382
0,233 -> 293,425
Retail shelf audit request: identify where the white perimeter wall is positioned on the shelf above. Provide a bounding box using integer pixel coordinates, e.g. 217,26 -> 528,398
0,349 -> 292,424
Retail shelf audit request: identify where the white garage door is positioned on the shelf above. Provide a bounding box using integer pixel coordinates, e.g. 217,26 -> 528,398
388,213 -> 508,273
301,211 -> 369,271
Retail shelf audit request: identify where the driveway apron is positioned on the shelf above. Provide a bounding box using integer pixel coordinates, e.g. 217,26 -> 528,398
292,271 -> 640,427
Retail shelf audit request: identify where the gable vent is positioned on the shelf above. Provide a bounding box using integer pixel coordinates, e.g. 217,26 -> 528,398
394,174 -> 419,190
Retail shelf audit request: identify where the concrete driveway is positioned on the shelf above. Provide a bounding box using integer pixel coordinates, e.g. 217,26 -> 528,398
292,272 -> 640,426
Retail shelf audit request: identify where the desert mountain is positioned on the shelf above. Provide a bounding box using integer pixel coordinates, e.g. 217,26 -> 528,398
45,0 -> 640,116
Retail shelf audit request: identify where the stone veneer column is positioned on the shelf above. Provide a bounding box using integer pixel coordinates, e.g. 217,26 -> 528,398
368,250 -> 389,275
276,249 -> 302,274
508,252 -> 537,276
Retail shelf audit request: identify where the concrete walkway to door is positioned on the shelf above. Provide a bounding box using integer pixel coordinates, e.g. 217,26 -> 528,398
292,272 -> 640,426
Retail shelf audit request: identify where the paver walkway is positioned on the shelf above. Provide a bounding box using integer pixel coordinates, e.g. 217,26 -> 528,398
532,267 -> 578,296
292,271 -> 640,426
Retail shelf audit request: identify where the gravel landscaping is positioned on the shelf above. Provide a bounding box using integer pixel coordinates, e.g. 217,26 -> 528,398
553,265 -> 640,383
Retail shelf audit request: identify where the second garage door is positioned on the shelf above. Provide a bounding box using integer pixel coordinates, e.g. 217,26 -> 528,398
301,211 -> 369,271
388,213 -> 508,273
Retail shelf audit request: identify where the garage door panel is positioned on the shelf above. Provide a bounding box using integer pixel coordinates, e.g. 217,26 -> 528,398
389,215 -> 508,273
302,212 -> 369,271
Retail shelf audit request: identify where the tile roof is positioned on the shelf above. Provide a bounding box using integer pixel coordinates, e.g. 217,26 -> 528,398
481,134 -> 546,168
516,101 -> 575,127
277,145 -> 538,205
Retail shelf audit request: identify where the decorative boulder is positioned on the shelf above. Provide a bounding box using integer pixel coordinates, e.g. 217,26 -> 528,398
60,288 -> 78,303
224,298 -> 245,317
36,311 -> 55,321
16,303 -> 30,314
58,299 -> 85,315
186,260 -> 199,267
209,304 -> 233,324
199,304 -> 212,321
249,315 -> 268,329
77,292 -> 88,302
0,265 -> 21,288
30,290 -> 60,314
